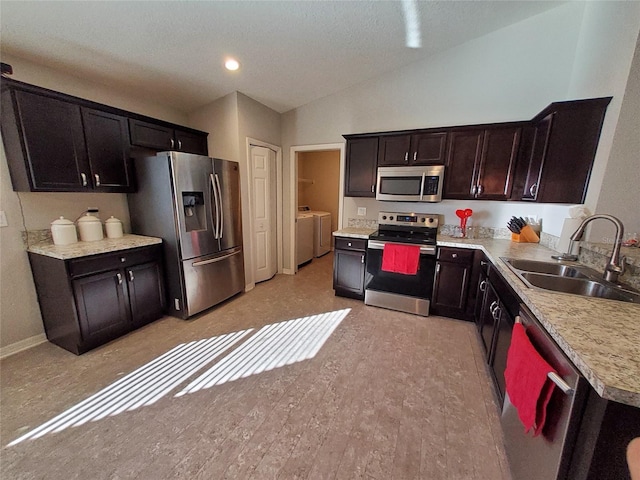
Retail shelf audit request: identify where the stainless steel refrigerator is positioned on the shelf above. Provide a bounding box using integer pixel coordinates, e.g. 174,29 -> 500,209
128,151 -> 244,319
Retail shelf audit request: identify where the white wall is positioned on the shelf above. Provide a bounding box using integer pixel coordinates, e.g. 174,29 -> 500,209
0,55 -> 191,353
281,2 -> 640,271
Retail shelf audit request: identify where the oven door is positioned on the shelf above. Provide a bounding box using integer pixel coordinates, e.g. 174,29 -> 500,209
364,240 -> 437,316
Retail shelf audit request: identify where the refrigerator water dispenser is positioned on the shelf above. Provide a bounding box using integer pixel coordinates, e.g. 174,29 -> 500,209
182,192 -> 206,231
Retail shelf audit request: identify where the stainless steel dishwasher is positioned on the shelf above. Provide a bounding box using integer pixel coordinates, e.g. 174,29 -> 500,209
501,304 -> 589,480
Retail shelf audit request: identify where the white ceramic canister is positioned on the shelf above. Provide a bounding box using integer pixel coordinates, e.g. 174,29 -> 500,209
105,216 -> 124,239
77,213 -> 104,242
51,216 -> 78,245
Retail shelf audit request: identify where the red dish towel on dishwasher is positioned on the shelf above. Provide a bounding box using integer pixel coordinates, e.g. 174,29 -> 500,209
504,322 -> 557,436
381,244 -> 421,275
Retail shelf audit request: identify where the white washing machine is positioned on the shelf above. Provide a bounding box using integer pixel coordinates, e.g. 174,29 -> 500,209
296,212 -> 314,266
298,206 -> 332,257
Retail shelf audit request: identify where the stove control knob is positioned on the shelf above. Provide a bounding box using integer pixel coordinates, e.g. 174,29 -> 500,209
428,218 -> 434,223
382,215 -> 387,220
389,216 -> 394,221
420,217 -> 426,223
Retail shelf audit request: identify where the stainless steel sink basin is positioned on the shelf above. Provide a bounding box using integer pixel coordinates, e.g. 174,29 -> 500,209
500,257 -> 640,304
519,272 -> 640,303
502,258 -> 588,278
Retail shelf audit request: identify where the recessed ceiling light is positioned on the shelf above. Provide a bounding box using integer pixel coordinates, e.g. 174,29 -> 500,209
225,58 -> 240,71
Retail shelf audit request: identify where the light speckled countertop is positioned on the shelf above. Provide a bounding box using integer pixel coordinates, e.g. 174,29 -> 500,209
333,227 -> 377,239
27,234 -> 162,260
438,236 -> 640,408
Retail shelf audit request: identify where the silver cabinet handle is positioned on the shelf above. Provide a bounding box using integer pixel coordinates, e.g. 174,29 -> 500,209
479,280 -> 487,292
116,273 -> 123,285
413,151 -> 417,162
489,300 -> 498,315
451,253 -> 458,258
94,174 -> 100,186
436,262 -> 441,273
493,306 -> 501,320
371,185 -> 375,193
529,183 -> 538,197
361,254 -> 365,264
404,152 -> 408,163
81,173 -> 87,187
178,140 -> 182,150
347,242 -> 352,247
128,270 -> 134,282
170,138 -> 175,149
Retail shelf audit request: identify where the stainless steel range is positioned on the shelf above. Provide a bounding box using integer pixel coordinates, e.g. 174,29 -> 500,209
365,211 -> 439,316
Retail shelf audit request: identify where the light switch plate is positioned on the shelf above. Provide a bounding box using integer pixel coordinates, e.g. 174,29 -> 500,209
0,211 -> 7,227
357,207 -> 366,216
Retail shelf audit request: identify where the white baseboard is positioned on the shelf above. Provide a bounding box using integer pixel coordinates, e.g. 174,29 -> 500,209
0,334 -> 47,360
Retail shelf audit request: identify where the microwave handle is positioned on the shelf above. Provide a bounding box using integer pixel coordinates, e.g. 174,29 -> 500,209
419,172 -> 426,201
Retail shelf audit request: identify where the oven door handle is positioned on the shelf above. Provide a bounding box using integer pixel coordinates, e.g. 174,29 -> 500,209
367,240 -> 436,255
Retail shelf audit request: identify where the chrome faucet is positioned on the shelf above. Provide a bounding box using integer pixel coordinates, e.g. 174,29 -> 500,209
555,214 -> 626,283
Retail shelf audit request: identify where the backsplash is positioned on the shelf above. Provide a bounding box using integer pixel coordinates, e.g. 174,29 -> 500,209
347,218 -> 378,229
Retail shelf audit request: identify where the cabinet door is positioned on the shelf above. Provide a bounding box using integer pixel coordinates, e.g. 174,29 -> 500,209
127,261 -> 165,328
432,260 -> 471,318
479,282 -> 499,358
522,113 -> 553,200
129,118 -> 174,150
82,108 -> 134,192
411,132 -> 447,165
490,307 -> 514,403
377,134 -> 411,166
73,270 -> 130,345
443,129 -> 483,199
12,90 -> 90,191
475,126 -> 521,200
175,129 -> 208,155
333,249 -> 366,299
344,137 -> 378,197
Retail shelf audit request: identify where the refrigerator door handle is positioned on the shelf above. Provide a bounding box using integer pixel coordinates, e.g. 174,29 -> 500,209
210,173 -> 220,239
192,247 -> 242,267
214,173 -> 224,239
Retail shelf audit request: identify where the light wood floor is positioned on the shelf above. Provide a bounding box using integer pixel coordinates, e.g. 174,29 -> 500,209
0,252 -> 511,479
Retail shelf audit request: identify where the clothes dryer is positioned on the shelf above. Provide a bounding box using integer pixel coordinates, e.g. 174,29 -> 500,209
298,206 -> 332,257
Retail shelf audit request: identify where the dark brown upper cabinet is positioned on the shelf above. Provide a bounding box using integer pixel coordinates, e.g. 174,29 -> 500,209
1,78 -> 209,193
344,135 -> 378,197
516,97 -> 611,204
378,131 -> 447,166
444,125 -> 522,200
129,119 -> 208,156
82,108 -> 134,192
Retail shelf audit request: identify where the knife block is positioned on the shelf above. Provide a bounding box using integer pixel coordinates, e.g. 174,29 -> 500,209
511,225 -> 540,243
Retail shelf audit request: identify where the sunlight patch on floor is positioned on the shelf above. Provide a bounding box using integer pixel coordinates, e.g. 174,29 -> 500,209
176,308 -> 351,396
7,308 -> 350,447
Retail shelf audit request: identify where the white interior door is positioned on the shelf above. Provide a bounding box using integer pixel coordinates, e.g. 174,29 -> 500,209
251,145 -> 278,283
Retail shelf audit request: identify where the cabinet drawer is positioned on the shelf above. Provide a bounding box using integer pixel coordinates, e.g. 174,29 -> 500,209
438,247 -> 474,264
335,237 -> 367,252
68,245 -> 161,277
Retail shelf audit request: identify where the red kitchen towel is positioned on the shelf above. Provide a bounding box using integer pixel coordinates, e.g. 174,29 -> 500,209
504,322 -> 557,436
381,244 -> 421,275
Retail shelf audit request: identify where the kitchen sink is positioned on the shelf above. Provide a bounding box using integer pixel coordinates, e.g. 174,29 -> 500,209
502,258 -> 589,278
501,257 -> 640,304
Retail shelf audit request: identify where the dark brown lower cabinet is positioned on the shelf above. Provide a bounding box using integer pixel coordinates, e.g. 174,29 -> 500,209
333,237 -> 367,299
431,247 -> 475,319
29,244 -> 165,355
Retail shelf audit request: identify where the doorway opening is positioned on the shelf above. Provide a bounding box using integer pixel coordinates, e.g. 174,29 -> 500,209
290,143 -> 345,274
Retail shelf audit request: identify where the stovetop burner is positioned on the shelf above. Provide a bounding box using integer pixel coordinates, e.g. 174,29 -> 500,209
369,211 -> 439,246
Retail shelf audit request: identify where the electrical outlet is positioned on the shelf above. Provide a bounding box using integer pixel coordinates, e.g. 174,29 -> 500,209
357,207 -> 366,216
0,211 -> 7,227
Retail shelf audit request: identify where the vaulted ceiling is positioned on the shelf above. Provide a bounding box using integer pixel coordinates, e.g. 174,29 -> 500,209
1,1 -> 563,114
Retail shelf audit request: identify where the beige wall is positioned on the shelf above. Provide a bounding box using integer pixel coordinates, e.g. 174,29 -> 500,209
0,55 -> 191,354
298,150 -> 340,234
189,91 -> 282,289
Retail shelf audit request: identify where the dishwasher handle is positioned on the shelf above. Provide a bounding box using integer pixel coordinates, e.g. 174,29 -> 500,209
515,315 -> 573,395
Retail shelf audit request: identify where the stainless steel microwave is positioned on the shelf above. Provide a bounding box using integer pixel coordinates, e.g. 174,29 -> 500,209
376,165 -> 445,202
